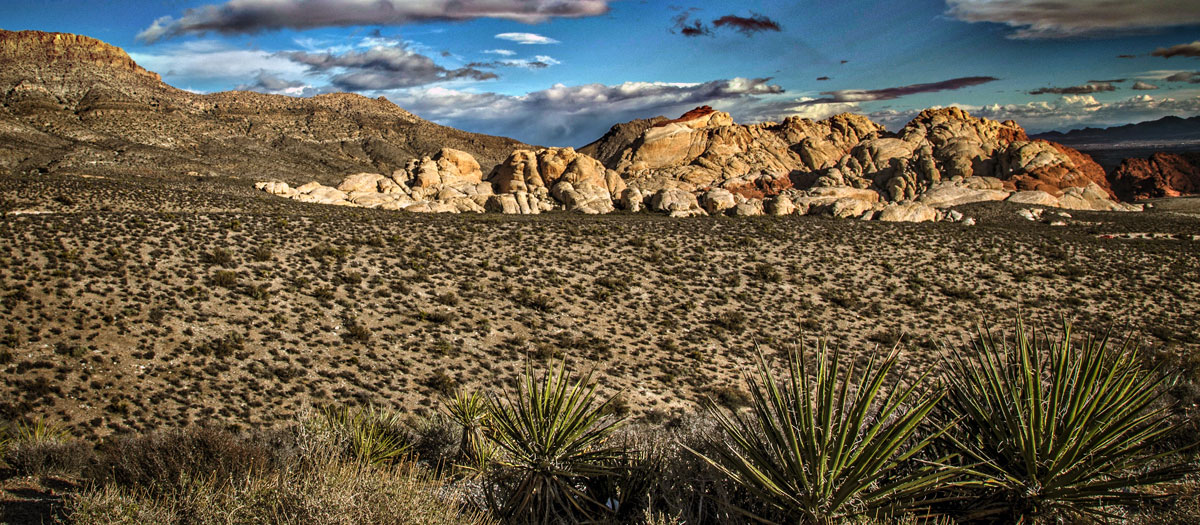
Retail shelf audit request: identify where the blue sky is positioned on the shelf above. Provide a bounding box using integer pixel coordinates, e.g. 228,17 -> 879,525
4,0 -> 1200,146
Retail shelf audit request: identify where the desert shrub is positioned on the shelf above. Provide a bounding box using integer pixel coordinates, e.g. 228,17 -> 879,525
710,311 -> 747,333
66,458 -> 492,525
941,322 -> 1197,522
195,332 -> 244,358
203,248 -> 233,267
483,360 -> 627,523
209,270 -> 238,288
4,417 -> 90,476
90,425 -> 277,491
250,243 -> 273,262
693,342 -> 953,523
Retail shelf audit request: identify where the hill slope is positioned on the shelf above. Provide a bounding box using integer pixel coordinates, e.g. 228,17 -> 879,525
0,30 -> 528,184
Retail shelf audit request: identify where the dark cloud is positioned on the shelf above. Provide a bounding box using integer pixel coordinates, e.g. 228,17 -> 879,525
1152,41 -> 1200,58
946,0 -> 1200,39
801,76 -> 999,105
1117,54 -> 1137,59
279,45 -> 497,90
138,0 -> 610,42
816,76 -> 830,81
670,8 -> 710,37
467,59 -> 551,70
672,10 -> 781,38
711,13 -> 782,36
1165,71 -> 1200,83
1029,82 -> 1117,95
1087,78 -> 1126,83
1132,81 -> 1159,90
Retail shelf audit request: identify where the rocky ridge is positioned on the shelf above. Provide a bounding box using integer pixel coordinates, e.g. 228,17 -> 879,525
0,29 -> 527,182
1110,152 -> 1200,201
265,105 -> 1139,220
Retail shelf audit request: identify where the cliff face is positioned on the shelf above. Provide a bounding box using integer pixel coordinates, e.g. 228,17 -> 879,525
0,30 -> 161,82
1111,152 -> 1200,200
0,29 -> 527,182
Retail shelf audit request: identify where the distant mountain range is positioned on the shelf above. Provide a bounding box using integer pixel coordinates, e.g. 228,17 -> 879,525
1032,115 -> 1200,147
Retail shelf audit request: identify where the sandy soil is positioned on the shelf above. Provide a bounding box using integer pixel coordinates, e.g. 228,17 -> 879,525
2,173 -> 1198,438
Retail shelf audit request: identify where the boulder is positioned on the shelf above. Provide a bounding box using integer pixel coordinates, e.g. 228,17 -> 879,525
295,181 -> 322,194
337,172 -> 385,193
649,188 -> 706,217
877,202 -> 938,223
764,195 -> 797,216
732,200 -> 764,216
551,180 -> 615,214
255,181 -> 294,196
436,148 -> 483,185
1006,190 -> 1059,206
701,188 -> 737,215
619,188 -> 645,212
917,182 -> 1009,208
830,197 -> 873,219
485,194 -> 521,214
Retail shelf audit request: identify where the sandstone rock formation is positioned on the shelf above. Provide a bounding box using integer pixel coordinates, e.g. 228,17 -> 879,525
1110,152 -> 1200,200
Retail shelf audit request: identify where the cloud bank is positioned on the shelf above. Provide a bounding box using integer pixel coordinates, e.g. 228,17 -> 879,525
138,0 -> 609,42
1028,82 -> 1116,95
280,45 -> 497,90
387,77 -> 783,146
945,0 -> 1200,39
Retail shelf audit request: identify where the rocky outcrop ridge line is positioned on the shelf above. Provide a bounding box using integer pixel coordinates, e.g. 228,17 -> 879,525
1111,152 -> 1200,200
0,29 -> 527,182
262,107 -> 1140,220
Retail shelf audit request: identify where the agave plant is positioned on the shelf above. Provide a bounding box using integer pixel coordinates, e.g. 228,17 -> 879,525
942,321 -> 1196,521
693,340 -> 956,524
484,360 -> 627,523
317,405 -> 410,467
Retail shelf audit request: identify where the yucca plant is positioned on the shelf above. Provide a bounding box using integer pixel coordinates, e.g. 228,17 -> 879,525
443,389 -> 493,473
942,321 -> 1197,521
693,340 -> 956,524
318,405 -> 411,467
484,360 -> 627,523
15,417 -> 70,444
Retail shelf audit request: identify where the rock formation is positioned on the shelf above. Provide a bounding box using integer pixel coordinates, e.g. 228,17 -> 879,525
1110,152 -> 1200,200
0,29 -> 527,182
258,106 -> 1142,217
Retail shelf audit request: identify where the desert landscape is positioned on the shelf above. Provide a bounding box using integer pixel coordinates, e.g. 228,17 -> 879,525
3,3 -> 1200,523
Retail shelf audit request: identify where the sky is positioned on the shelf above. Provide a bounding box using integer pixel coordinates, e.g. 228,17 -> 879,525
3,0 -> 1200,147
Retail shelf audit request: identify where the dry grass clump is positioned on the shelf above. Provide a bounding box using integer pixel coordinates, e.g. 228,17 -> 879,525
67,457 -> 492,525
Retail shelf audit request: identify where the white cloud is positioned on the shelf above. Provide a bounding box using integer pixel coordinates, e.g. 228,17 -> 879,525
129,41 -> 311,89
385,77 -> 782,146
945,0 -> 1200,39
958,94 -> 1200,132
495,32 -> 560,45
484,49 -> 517,56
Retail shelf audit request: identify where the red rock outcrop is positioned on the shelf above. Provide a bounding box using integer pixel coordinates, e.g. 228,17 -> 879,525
1110,152 -> 1200,200
1002,140 -> 1115,199
653,105 -> 718,127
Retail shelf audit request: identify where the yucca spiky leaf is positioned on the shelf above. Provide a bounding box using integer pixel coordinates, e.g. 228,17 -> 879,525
443,389 -> 493,472
318,405 -> 410,467
693,340 -> 957,524
943,321 -> 1197,521
484,360 -> 627,523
